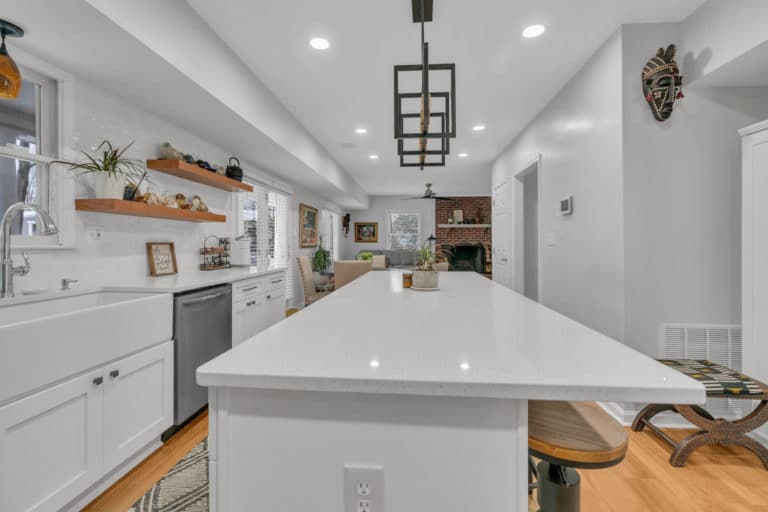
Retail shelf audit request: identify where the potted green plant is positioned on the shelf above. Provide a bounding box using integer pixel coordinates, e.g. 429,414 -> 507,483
358,251 -> 373,261
312,241 -> 331,286
55,140 -> 145,199
412,240 -> 439,290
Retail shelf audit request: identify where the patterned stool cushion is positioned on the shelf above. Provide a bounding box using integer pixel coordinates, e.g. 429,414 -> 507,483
659,359 -> 764,396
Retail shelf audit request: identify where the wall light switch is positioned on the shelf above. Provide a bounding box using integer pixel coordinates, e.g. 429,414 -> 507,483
345,465 -> 384,512
86,225 -> 105,245
547,232 -> 556,246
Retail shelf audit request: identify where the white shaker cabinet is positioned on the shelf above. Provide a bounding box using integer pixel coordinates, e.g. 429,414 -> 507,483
741,121 -> 768,384
0,341 -> 173,512
103,342 -> 173,471
0,369 -> 104,512
232,272 -> 285,346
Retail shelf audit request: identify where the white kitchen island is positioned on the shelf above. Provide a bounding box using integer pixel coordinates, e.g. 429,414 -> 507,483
198,271 -> 704,512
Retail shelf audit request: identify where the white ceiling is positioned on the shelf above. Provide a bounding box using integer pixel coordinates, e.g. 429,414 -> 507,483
190,0 -> 705,197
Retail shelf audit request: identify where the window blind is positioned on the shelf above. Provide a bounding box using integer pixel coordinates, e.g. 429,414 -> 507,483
238,180 -> 294,301
321,210 -> 341,261
388,211 -> 420,250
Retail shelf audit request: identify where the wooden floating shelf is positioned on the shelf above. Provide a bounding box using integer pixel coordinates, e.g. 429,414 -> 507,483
437,224 -> 491,229
75,199 -> 227,223
146,160 -> 253,193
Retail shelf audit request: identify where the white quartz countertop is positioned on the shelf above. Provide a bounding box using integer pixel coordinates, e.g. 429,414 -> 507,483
197,271 -> 705,403
101,266 -> 284,293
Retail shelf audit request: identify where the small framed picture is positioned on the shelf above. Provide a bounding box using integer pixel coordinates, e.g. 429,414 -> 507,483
146,242 -> 178,276
354,222 -> 379,243
453,210 -> 464,223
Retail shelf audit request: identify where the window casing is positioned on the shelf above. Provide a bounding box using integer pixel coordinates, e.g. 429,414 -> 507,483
387,211 -> 421,250
0,67 -> 58,244
238,179 -> 294,300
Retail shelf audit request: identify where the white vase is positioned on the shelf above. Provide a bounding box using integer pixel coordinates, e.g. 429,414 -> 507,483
313,272 -> 329,286
91,173 -> 126,199
412,270 -> 439,289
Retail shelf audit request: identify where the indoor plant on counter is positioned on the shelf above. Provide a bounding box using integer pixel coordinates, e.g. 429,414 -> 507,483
312,241 -> 331,286
56,140 -> 145,199
412,240 -> 439,290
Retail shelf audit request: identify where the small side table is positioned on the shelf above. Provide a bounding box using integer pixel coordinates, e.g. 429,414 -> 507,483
632,359 -> 768,469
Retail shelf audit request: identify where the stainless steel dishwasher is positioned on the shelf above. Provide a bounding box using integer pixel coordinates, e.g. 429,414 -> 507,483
173,284 -> 232,426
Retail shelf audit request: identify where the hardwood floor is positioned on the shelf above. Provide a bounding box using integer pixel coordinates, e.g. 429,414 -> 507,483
531,428 -> 768,512
86,413 -> 767,512
82,411 -> 208,512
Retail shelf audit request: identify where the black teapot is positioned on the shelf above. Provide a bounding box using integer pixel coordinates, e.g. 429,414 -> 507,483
226,157 -> 243,182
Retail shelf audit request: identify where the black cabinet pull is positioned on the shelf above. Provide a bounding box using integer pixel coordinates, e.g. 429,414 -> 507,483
110,370 -> 120,379
93,376 -> 103,385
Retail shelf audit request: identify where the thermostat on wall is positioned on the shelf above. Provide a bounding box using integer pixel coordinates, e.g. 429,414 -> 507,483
560,195 -> 573,216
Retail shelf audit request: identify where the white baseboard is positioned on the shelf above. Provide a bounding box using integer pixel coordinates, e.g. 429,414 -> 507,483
63,438 -> 163,511
600,402 -> 768,447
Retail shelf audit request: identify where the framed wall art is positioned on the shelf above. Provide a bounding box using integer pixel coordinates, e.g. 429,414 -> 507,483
354,222 -> 379,243
299,203 -> 319,248
146,242 -> 178,276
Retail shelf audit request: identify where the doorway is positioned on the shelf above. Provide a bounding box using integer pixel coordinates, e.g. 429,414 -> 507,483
514,157 -> 541,302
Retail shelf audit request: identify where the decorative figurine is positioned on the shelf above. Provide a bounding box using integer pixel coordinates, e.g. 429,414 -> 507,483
342,213 -> 351,237
642,44 -> 683,122
159,142 -> 184,160
191,195 -> 209,212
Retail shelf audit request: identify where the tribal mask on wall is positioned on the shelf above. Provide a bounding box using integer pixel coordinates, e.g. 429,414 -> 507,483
642,44 -> 683,122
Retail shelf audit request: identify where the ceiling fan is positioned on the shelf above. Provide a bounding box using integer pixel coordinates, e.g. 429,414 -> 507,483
402,183 -> 452,201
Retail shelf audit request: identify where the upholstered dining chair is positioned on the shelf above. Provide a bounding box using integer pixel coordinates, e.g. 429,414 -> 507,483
334,260 -> 373,289
371,255 -> 387,270
296,256 -> 332,307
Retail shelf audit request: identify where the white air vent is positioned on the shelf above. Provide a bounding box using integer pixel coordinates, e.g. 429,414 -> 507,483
661,324 -> 743,419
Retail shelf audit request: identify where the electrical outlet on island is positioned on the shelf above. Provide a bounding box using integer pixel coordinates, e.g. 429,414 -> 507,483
344,464 -> 384,512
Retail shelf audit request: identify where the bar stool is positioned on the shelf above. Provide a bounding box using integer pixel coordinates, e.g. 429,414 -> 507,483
528,401 -> 628,512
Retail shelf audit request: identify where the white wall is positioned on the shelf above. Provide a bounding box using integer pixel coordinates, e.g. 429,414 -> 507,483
14,77 -> 335,303
683,0 -> 768,84
492,30 -> 626,342
344,196 -> 436,258
622,23 -> 768,356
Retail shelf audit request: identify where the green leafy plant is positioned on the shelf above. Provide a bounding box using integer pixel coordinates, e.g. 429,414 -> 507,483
312,241 -> 331,273
54,140 -> 145,180
415,240 -> 435,271
358,251 -> 374,261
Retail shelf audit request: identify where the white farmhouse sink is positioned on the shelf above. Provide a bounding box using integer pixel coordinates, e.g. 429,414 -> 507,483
0,291 -> 173,403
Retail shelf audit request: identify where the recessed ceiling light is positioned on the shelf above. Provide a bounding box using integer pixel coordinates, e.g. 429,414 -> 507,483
309,37 -> 330,50
522,24 -> 546,39
458,152 -> 469,158
472,125 -> 486,132
368,154 -> 379,160
355,127 -> 368,134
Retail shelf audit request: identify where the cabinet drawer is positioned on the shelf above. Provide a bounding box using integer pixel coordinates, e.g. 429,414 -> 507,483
265,272 -> 286,292
233,278 -> 263,302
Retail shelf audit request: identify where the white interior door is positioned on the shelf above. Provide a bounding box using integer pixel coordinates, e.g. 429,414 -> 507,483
0,369 -> 103,512
743,127 -> 768,383
493,181 -> 512,288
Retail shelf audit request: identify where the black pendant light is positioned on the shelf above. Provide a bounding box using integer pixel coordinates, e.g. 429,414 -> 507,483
0,19 -> 24,100
394,0 -> 456,170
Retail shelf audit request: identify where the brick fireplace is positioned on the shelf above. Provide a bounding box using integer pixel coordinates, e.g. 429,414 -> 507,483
435,196 -> 492,273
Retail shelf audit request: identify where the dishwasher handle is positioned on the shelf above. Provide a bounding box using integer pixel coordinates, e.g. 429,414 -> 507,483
180,291 -> 228,306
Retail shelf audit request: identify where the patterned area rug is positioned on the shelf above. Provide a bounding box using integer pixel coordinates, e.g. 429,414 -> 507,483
128,439 -> 208,512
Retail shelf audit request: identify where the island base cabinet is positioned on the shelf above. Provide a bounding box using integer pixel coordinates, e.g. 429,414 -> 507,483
0,341 -> 173,512
103,342 -> 174,471
207,388 -> 529,512
0,369 -> 104,512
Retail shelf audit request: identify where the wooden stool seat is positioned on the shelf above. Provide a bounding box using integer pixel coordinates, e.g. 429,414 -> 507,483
529,401 -> 628,469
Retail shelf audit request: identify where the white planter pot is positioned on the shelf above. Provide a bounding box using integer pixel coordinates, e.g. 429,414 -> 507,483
313,272 -> 329,286
412,270 -> 439,289
91,173 -> 126,199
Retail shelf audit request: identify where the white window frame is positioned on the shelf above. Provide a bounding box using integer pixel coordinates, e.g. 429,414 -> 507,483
0,49 -> 76,249
385,209 -> 422,251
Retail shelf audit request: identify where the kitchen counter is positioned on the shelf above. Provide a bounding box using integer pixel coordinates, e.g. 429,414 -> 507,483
198,271 -> 704,512
198,271 -> 702,403
102,266 -> 284,294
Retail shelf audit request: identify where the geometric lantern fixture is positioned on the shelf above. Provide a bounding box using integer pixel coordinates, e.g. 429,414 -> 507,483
0,19 -> 24,101
394,0 -> 456,170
